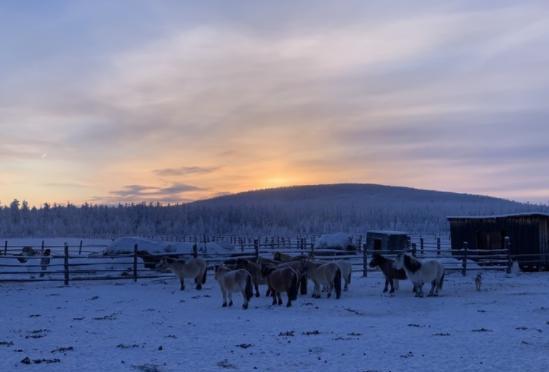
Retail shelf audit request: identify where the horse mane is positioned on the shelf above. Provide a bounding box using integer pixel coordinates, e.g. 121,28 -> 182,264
403,254 -> 421,273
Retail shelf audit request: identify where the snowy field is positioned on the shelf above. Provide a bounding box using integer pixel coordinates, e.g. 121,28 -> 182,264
1,270 -> 548,372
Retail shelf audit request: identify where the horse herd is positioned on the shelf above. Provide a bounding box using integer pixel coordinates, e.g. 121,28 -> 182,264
154,251 -> 446,310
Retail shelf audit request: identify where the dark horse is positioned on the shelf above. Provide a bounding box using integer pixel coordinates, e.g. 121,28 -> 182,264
369,253 -> 407,293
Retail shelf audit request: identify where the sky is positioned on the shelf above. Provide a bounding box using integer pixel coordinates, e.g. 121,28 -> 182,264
1,0 -> 549,206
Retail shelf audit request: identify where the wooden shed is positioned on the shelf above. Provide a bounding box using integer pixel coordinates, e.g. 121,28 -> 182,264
448,213 -> 549,270
366,231 -> 409,254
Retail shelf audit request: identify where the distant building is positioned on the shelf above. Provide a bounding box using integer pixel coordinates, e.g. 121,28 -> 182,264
448,213 -> 549,270
366,231 -> 409,254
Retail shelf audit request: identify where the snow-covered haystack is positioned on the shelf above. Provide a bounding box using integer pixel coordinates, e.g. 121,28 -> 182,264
100,237 -> 236,257
315,233 -> 356,251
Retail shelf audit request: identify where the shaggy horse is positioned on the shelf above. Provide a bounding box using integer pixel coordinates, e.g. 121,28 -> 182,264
393,253 -> 445,297
214,265 -> 253,309
236,258 -> 268,297
368,253 -> 408,293
276,259 -> 309,295
302,260 -> 342,299
157,257 -> 207,291
262,266 -> 299,307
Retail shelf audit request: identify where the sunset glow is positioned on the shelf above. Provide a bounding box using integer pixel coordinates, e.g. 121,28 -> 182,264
2,1 -> 549,206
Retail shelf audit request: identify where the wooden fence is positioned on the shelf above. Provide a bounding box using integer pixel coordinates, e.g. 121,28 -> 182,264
0,235 -> 519,284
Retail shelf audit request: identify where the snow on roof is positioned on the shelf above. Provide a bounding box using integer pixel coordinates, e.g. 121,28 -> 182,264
448,212 -> 549,220
367,230 -> 409,236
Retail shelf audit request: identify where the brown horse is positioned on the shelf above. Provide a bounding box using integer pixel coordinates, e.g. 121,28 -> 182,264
369,253 -> 407,293
262,266 -> 299,307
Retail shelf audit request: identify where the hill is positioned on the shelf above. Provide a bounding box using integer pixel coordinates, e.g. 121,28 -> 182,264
1,184 -> 547,237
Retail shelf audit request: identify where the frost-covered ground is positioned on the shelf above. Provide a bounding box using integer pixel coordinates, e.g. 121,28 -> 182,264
1,271 -> 548,372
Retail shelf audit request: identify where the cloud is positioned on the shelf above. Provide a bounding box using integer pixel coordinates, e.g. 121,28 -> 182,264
3,2 -> 549,203
153,166 -> 219,177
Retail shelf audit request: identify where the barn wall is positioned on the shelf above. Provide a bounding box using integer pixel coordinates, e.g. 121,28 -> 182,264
449,216 -> 549,266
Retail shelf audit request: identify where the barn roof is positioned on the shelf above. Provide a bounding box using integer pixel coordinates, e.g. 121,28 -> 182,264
447,212 -> 549,221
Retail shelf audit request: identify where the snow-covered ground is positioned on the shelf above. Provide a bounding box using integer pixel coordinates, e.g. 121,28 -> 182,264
1,270 -> 548,372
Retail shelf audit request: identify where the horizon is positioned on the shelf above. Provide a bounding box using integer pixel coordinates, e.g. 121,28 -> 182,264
3,182 -> 549,208
2,1 -> 549,205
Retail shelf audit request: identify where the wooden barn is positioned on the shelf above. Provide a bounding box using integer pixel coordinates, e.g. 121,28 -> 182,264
448,213 -> 549,270
366,231 -> 409,254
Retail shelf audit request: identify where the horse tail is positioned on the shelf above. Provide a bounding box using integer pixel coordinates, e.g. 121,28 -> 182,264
201,266 -> 207,284
438,271 -> 445,291
299,274 -> 308,295
347,270 -> 352,284
245,274 -> 253,301
334,268 -> 342,299
288,273 -> 299,301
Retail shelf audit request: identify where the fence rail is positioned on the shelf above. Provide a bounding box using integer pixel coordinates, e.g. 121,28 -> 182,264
2,233 -> 536,284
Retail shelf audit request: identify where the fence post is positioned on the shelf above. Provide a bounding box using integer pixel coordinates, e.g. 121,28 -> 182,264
79,240 -> 83,256
64,243 -> 70,286
363,243 -> 368,277
420,237 -> 424,256
192,244 -> 198,258
437,237 -> 441,256
462,241 -> 468,276
133,244 -> 138,282
254,239 -> 259,260
4,240 -> 7,255
505,236 -> 512,273
41,240 -> 45,255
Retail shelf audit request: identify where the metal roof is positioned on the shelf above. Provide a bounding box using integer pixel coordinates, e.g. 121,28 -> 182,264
448,212 -> 549,220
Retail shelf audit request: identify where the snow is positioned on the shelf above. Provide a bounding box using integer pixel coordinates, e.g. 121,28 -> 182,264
315,233 -> 354,249
1,270 -> 548,371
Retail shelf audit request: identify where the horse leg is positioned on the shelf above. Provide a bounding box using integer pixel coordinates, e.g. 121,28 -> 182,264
228,292 -> 233,307
327,282 -> 332,298
383,278 -> 389,293
272,290 -> 277,305
242,289 -> 249,310
417,284 -> 424,298
428,280 -> 436,297
313,282 -> 321,298
254,278 -> 260,297
394,279 -> 399,291
221,288 -> 227,307
195,274 -> 202,290
286,293 -> 292,307
389,278 -> 395,294
277,293 -> 283,306
179,277 -> 185,291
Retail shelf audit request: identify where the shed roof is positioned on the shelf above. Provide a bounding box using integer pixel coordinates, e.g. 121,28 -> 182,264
448,212 -> 549,221
367,230 -> 409,236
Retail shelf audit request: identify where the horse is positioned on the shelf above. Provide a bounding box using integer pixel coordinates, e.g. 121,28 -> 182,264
156,257 -> 207,291
39,249 -> 51,278
214,265 -> 253,309
335,260 -> 352,291
235,258 -> 268,297
302,260 -> 342,299
261,266 -> 299,307
393,253 -> 445,297
368,253 -> 408,293
475,273 -> 482,291
15,246 -> 37,263
136,251 -> 179,269
276,259 -> 308,295
273,252 -> 308,262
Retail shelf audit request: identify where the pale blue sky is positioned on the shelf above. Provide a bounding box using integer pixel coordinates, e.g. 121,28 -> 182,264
1,1 -> 549,205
